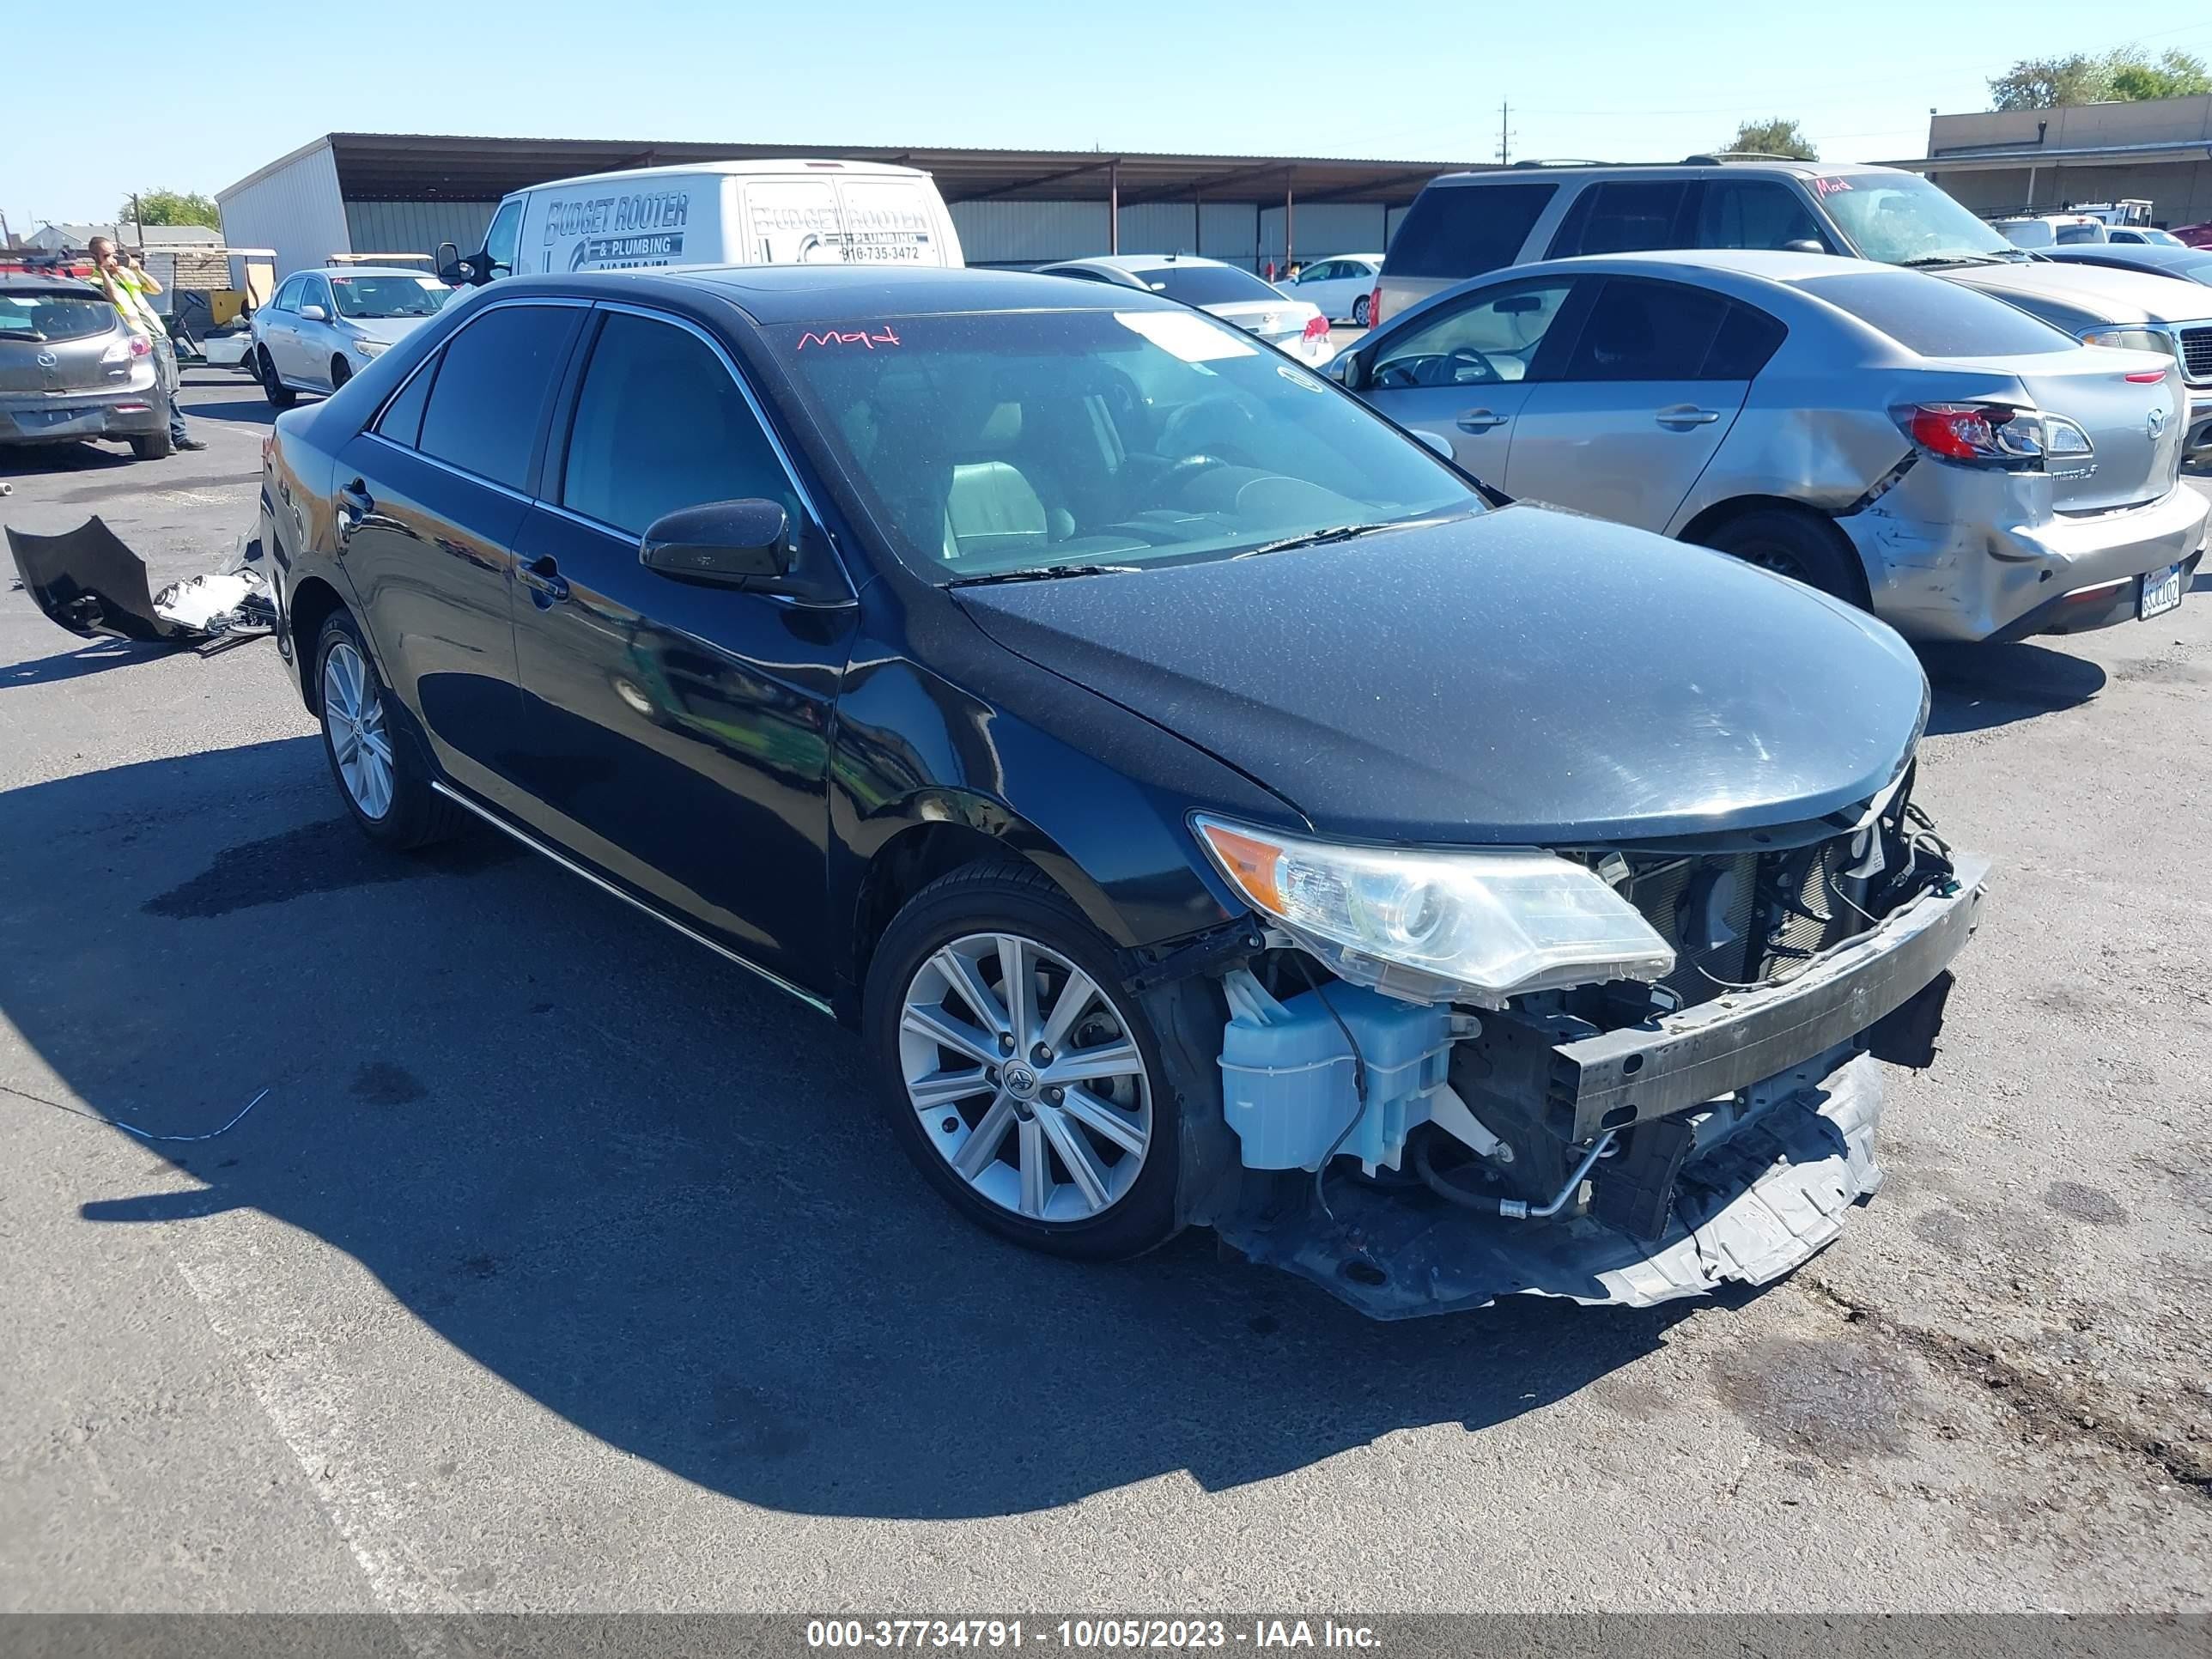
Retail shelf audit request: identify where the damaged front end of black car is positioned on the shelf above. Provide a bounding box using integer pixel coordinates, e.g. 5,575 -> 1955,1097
1190,779 -> 1983,1316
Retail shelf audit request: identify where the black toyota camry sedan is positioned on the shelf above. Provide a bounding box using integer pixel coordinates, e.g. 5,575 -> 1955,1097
258,265 -> 1985,1316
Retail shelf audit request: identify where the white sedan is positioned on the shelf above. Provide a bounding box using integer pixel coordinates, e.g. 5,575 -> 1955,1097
1283,253 -> 1383,325
1032,254 -> 1334,364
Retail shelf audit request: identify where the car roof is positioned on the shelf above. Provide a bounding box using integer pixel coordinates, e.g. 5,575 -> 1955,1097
0,273 -> 102,295
489,264 -> 1184,325
1547,248 -> 1865,282
300,265 -> 441,279
513,157 -> 931,192
1426,157 -> 1889,187
1043,253 -> 1237,272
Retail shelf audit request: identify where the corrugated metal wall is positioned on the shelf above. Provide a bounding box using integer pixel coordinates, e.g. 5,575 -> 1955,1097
1258,203 -> 1389,268
344,200 -> 500,265
228,185 -> 1419,281
947,198 -> 1396,270
949,200 -> 1112,265
217,142 -> 352,283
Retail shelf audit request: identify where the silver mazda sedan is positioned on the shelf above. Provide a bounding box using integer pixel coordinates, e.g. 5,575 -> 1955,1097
1336,249 -> 2205,643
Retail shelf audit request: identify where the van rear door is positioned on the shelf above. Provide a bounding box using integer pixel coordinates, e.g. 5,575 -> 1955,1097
833,175 -> 958,267
742,178 -> 848,264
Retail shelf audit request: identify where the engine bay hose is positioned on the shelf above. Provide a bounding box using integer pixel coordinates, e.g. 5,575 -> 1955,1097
1415,1129 -> 1618,1219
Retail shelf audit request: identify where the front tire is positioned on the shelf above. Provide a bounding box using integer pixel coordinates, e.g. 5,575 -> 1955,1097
259,348 -> 295,409
864,863 -> 1184,1261
330,356 -> 352,390
1702,506 -> 1868,608
313,611 -> 458,849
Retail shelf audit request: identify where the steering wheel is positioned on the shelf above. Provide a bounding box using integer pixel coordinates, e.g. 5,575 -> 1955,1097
1160,453 -> 1227,494
1443,348 -> 1502,386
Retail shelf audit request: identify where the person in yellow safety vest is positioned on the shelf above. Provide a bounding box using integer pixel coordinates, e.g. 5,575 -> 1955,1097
88,235 -> 204,453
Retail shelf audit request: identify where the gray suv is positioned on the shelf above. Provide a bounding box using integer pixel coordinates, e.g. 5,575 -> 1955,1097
1375,159 -> 2212,456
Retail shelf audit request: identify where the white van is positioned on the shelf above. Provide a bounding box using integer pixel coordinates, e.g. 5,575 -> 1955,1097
440,159 -> 964,286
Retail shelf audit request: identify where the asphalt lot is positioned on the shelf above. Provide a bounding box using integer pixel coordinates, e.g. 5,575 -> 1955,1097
3,375 -> 2209,1613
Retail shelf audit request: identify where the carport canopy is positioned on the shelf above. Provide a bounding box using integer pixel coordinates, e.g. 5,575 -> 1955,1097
283,131 -> 1475,210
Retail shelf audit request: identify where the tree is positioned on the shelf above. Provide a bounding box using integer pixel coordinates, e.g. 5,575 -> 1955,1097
118,189 -> 220,230
1988,46 -> 2209,111
1721,118 -> 1817,161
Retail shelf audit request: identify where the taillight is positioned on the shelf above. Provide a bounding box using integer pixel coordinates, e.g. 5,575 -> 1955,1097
101,333 -> 154,367
1368,284 -> 1385,328
1302,313 -> 1330,340
129,334 -> 151,357
1897,403 -> 2044,465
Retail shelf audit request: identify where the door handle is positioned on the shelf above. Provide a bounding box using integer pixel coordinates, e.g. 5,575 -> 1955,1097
1455,410 -> 1508,431
516,554 -> 569,603
1655,405 -> 1723,428
334,479 -> 373,546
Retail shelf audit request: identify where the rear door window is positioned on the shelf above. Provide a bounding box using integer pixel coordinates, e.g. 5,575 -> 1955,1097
1385,183 -> 1558,280
1547,181 -> 1692,258
560,311 -> 798,535
416,304 -> 580,490
1794,270 -> 2075,356
1694,180 -> 1830,251
1559,278 -> 1779,381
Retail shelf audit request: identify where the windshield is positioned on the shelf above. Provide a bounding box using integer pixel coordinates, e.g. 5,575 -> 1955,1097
773,307 -> 1477,582
328,275 -> 452,319
2142,228 -> 2185,247
1130,264 -> 1285,307
0,290 -> 117,343
1820,174 -> 2022,266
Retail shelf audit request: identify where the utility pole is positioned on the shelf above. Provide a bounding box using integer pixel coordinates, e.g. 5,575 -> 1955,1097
1497,103 -> 1512,166
131,191 -> 142,240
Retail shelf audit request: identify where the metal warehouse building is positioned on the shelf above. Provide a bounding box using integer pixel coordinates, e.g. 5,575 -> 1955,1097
1899,92 -> 2212,228
218,132 -> 1476,285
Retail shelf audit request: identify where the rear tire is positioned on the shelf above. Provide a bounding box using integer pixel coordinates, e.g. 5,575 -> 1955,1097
259,348 -> 295,409
1352,295 -> 1370,327
313,610 -> 459,850
863,862 -> 1186,1261
1701,506 -> 1869,608
130,429 -> 173,461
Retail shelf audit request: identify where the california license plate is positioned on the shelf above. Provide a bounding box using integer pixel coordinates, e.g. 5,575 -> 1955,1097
2140,562 -> 2184,621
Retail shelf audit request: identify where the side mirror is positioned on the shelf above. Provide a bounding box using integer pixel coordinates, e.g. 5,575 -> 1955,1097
1328,349 -> 1364,390
640,499 -> 791,586
297,304 -> 328,323
1782,239 -> 1826,254
1413,429 -> 1455,462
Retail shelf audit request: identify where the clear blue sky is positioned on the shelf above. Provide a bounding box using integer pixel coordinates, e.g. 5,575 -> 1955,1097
6,2 -> 2210,232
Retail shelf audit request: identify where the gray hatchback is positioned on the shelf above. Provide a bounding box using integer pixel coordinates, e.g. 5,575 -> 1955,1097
0,276 -> 170,459
1340,250 -> 2205,643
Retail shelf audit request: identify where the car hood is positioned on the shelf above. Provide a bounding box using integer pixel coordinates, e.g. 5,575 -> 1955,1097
953,505 -> 1928,846
346,313 -> 440,347
1946,259 -> 2212,324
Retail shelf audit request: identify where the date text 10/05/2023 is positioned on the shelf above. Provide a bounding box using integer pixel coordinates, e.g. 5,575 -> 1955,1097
804,1620 -> 1382,1650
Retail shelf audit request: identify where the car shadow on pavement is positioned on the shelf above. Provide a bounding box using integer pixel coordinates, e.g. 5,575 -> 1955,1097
1917,641 -> 2107,736
179,398 -> 281,427
0,442 -> 138,480
0,639 -> 173,688
1,736 -> 1688,1522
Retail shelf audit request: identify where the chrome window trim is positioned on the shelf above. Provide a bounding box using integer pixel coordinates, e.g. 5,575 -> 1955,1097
429,781 -> 834,1018
582,300 -> 830,531
362,429 -> 535,506
362,295 -> 592,488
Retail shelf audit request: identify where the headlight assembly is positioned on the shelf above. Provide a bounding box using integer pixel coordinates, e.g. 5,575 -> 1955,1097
2081,325 -> 2172,359
351,337 -> 388,358
1193,815 -> 1675,1005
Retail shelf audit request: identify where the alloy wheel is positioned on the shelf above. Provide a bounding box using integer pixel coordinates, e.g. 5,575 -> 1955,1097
322,640 -> 395,820
897,931 -> 1154,1223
